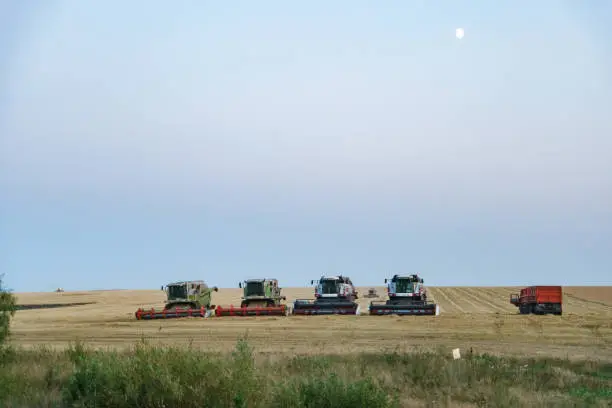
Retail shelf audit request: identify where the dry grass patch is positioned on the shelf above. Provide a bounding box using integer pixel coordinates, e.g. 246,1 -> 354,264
9,287 -> 612,361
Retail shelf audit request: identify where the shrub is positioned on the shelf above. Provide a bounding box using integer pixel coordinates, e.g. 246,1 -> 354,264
272,373 -> 398,408
0,274 -> 17,345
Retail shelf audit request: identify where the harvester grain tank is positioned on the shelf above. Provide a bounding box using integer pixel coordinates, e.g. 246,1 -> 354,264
292,275 -> 360,315
369,274 -> 439,316
215,278 -> 288,316
135,280 -> 218,320
510,286 -> 562,315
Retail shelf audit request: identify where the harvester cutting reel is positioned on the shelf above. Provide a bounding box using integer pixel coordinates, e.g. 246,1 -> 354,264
135,306 -> 215,320
292,299 -> 361,315
369,302 -> 440,316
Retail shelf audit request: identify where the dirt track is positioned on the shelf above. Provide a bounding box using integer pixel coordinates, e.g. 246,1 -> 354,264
10,286 -> 612,361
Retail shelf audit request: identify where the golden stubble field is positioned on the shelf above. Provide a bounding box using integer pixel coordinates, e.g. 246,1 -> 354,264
10,286 -> 612,361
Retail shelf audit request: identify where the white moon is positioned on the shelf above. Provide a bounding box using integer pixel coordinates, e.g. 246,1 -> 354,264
456,28 -> 464,39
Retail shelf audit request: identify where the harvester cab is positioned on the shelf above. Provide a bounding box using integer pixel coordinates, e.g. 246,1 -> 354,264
385,274 -> 426,301
238,278 -> 287,307
163,280 -> 218,311
369,274 -> 439,316
135,280 -> 219,320
292,275 -> 360,315
215,278 -> 288,316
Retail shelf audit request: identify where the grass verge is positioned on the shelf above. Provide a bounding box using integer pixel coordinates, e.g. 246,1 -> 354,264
0,338 -> 610,407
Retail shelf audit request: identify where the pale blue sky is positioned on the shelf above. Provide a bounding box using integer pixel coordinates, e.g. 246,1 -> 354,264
1,1 -> 611,292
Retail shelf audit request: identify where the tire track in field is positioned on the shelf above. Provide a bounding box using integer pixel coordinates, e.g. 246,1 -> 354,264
565,293 -> 612,314
482,287 -> 518,311
491,288 -> 519,310
442,287 -> 475,313
425,289 -> 443,313
432,288 -> 466,313
494,287 -> 524,313
560,292 -> 593,314
462,288 -> 509,313
451,288 -> 492,313
462,287 -> 507,312
425,288 -> 445,313
565,293 -> 612,311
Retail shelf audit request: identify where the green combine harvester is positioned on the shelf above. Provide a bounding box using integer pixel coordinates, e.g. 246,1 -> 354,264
369,274 -> 439,316
135,280 -> 218,320
215,278 -> 288,316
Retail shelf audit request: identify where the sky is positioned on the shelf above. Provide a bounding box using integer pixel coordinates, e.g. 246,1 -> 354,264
1,1 -> 611,292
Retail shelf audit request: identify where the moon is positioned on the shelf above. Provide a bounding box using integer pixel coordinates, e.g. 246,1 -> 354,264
456,28 -> 464,39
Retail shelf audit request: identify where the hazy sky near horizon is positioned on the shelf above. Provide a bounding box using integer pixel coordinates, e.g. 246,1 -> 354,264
1,1 -> 611,292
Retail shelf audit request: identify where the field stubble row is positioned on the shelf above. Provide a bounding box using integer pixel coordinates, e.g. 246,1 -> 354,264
9,286 -> 612,362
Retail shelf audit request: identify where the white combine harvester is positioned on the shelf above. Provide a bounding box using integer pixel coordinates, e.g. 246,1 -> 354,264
292,275 -> 360,315
369,274 -> 440,316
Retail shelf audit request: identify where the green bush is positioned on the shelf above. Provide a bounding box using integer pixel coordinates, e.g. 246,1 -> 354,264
0,274 -> 17,345
59,338 -> 396,408
62,339 -> 260,408
272,373 -> 397,408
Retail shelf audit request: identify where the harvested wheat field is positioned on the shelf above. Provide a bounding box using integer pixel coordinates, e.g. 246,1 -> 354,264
10,286 -> 612,361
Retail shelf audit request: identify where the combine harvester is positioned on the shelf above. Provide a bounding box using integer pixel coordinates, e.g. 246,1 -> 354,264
292,275 -> 360,315
135,280 -> 218,320
215,278 -> 288,316
369,274 -> 440,316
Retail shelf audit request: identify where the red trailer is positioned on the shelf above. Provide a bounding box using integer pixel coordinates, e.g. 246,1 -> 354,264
510,286 -> 562,315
